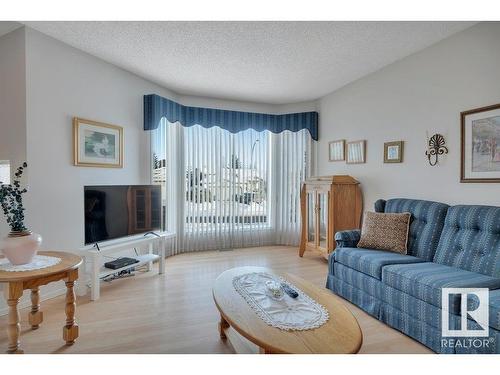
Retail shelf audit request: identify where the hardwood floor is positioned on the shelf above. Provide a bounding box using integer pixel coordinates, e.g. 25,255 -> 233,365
0,246 -> 432,354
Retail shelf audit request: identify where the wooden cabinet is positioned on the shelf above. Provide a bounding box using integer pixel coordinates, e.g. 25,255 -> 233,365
127,186 -> 162,234
299,176 -> 362,259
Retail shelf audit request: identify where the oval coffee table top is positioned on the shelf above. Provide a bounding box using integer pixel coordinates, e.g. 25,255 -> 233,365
0,251 -> 82,282
212,266 -> 363,354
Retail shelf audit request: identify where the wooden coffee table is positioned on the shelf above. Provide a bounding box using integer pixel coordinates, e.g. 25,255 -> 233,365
212,266 -> 362,354
0,251 -> 82,354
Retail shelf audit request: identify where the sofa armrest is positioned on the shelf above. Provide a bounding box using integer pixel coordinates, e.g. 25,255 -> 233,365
374,199 -> 386,213
335,229 -> 361,248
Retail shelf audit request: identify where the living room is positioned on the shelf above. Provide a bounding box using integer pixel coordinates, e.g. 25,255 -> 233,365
1,0 -> 500,372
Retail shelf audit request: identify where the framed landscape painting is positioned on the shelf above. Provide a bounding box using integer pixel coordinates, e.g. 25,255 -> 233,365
461,104 -> 500,182
384,141 -> 404,163
73,117 -> 123,168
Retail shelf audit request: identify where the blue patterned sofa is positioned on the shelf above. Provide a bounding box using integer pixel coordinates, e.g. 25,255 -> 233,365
326,198 -> 500,354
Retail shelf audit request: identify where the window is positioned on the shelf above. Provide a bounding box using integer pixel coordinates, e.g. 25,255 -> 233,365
152,120 -> 311,252
0,161 -> 10,185
183,125 -> 269,232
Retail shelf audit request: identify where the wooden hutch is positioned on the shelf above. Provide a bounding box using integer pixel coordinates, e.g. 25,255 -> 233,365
127,186 -> 162,235
299,175 -> 362,259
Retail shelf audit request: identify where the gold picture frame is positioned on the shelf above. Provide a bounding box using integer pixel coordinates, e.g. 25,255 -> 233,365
384,141 -> 404,163
346,140 -> 366,164
73,117 -> 123,168
461,103 -> 500,183
328,139 -> 346,161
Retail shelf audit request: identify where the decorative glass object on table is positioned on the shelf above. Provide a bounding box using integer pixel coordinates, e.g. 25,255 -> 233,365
265,280 -> 285,300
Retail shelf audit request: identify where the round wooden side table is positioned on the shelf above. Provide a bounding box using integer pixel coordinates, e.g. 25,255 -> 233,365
0,251 -> 82,354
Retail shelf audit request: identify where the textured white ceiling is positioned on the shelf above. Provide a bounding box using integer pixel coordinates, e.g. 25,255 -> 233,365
24,21 -> 475,104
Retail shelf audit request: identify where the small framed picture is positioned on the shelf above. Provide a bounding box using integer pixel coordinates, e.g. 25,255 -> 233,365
461,103 -> 500,183
384,141 -> 404,163
73,117 -> 123,168
328,140 -> 345,161
346,140 -> 366,164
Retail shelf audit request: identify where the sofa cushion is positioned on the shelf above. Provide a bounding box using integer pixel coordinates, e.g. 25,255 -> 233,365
382,262 -> 500,313
334,247 -> 424,280
433,205 -> 500,278
383,199 -> 449,261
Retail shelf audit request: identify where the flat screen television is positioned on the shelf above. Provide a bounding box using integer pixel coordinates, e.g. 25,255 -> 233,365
84,185 -> 161,245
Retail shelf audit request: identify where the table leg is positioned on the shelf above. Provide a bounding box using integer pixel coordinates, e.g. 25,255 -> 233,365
29,287 -> 43,330
218,314 -> 229,340
63,270 -> 79,345
159,237 -> 166,275
5,282 -> 23,354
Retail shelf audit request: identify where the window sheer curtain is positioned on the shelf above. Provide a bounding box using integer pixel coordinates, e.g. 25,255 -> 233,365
152,120 -> 313,255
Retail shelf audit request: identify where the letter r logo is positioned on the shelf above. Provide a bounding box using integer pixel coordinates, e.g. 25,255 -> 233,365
442,288 -> 489,337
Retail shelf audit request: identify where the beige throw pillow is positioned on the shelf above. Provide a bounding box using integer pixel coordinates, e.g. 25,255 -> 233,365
357,211 -> 411,254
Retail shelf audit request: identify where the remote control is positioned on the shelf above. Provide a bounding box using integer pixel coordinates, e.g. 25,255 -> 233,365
281,283 -> 299,298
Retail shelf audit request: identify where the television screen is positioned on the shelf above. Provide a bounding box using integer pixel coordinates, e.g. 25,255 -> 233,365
84,185 -> 161,245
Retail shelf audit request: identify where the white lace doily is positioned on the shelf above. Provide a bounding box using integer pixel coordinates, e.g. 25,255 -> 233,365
233,272 -> 329,331
0,255 -> 62,272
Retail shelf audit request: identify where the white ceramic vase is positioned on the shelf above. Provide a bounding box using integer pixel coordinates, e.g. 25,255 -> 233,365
1,231 -> 42,265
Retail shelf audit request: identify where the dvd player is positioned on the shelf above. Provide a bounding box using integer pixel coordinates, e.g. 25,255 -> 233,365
104,257 -> 140,270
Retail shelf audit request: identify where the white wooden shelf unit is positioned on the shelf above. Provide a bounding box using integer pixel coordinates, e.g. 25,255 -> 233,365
78,232 -> 175,301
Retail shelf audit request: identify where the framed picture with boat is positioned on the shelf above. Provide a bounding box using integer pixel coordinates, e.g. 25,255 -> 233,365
73,117 -> 123,168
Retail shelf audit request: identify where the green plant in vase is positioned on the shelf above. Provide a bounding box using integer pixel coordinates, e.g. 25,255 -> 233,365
0,162 -> 42,265
0,162 -> 28,234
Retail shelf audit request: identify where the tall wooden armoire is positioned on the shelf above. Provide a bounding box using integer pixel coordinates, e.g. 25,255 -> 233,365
299,176 -> 362,259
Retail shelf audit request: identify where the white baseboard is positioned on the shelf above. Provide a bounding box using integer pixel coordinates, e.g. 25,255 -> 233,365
0,287 -> 67,317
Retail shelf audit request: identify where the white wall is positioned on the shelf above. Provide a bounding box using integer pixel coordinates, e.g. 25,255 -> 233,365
178,93 -> 318,114
317,22 -> 500,211
0,27 -> 316,314
20,28 -> 315,251
0,28 -> 178,314
5,22 -> 498,313
0,27 -> 26,236
23,28 -> 178,250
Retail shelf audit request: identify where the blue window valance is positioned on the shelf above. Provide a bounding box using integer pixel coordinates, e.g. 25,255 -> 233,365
144,94 -> 318,141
